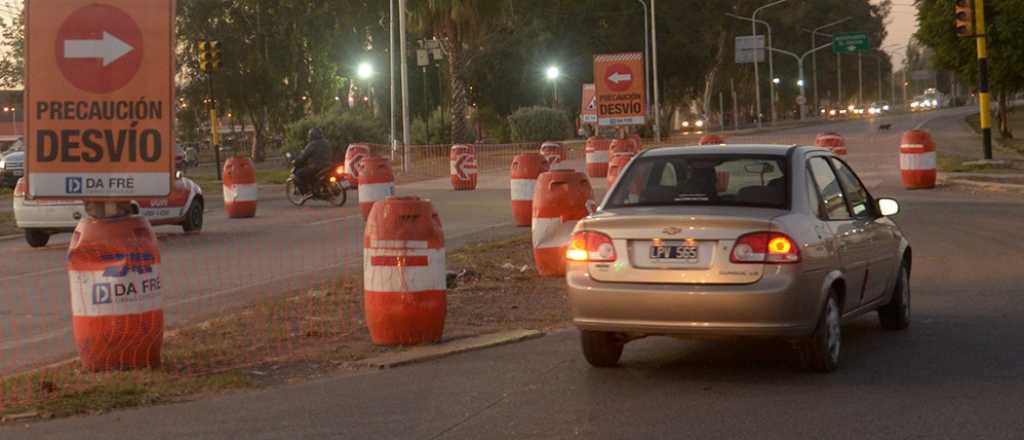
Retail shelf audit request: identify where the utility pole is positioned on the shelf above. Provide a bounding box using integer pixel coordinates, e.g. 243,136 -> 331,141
858,52 -> 863,105
638,0 -> 651,119
398,0 -> 410,171
973,0 -> 993,159
389,0 -> 397,160
651,0 -> 661,142
731,78 -> 739,131
837,54 -> 842,107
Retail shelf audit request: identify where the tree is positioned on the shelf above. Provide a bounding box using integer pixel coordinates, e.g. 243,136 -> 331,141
0,2 -> 24,89
408,0 -> 506,144
915,0 -> 1024,138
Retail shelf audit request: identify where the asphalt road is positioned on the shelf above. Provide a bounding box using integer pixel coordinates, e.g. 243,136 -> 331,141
9,107 -> 1024,439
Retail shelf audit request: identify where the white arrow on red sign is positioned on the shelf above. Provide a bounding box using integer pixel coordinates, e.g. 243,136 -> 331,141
608,72 -> 632,84
454,154 -> 478,180
64,31 -> 134,66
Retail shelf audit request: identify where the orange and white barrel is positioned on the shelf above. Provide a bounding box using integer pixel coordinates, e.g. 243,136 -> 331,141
699,134 -> 725,145
222,156 -> 257,218
449,144 -> 478,191
532,170 -> 594,277
345,143 -> 371,185
609,138 -> 637,159
69,214 -> 163,371
606,152 -> 634,188
628,134 -> 643,151
900,129 -> 937,189
816,132 -> 847,156
540,141 -> 567,169
510,153 -> 549,227
364,196 -> 446,345
585,137 -> 611,177
358,156 -> 396,220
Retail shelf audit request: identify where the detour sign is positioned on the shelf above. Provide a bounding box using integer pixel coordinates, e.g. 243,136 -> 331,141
594,52 -> 646,127
25,0 -> 175,199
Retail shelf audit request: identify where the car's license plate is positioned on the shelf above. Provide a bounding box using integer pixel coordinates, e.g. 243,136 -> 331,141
649,244 -> 699,261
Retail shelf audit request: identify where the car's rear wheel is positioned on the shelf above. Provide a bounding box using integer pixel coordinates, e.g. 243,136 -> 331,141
878,264 -> 911,330
580,330 -> 623,368
801,291 -> 841,373
24,229 -> 50,248
182,199 -> 204,233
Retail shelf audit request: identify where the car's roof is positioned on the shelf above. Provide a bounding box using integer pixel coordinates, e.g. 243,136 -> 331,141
642,144 -> 810,157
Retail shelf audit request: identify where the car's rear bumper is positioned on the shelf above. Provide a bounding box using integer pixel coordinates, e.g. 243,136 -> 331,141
13,198 -> 83,231
567,262 -> 823,338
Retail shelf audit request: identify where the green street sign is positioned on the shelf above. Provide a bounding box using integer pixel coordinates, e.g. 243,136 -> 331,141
832,32 -> 870,54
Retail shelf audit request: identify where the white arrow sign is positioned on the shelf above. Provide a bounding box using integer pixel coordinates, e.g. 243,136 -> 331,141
64,31 -> 134,66
608,72 -> 632,84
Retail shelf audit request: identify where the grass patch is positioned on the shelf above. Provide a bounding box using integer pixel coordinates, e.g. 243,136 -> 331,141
1,233 -> 568,422
0,212 -> 18,236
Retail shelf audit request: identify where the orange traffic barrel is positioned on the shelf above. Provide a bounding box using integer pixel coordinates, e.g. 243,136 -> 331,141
345,143 -> 371,185
609,138 -> 637,158
628,133 -> 643,151
816,132 -> 847,156
699,134 -> 725,145
585,137 -> 611,177
358,156 -> 396,220
68,214 -> 163,371
510,153 -> 549,227
363,196 -> 446,345
222,156 -> 257,218
900,129 -> 936,189
450,144 -> 478,190
532,170 -> 594,277
606,152 -> 634,188
540,141 -> 566,169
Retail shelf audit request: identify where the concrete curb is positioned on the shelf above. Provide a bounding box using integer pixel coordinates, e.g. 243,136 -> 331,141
941,177 -> 1024,193
351,329 -> 544,369
0,233 -> 21,242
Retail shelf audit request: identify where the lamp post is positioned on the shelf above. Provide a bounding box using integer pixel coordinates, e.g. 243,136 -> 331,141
728,0 -> 785,127
809,17 -> 852,113
637,0 -> 651,119
545,65 -> 561,107
651,0 -> 661,142
768,41 -> 832,121
356,62 -> 376,114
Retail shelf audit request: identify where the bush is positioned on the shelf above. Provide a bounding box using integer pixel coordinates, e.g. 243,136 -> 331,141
507,106 -> 572,142
285,108 -> 387,161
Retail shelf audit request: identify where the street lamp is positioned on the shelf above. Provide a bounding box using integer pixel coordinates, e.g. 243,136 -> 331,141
545,65 -> 561,107
808,17 -> 852,112
797,79 -> 805,87
357,62 -> 374,79
772,77 -> 780,85
728,0 -> 786,127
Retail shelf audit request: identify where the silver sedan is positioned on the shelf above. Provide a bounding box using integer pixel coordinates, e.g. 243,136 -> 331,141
566,145 -> 911,372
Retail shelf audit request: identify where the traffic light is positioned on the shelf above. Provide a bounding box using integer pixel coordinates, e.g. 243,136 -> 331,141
197,40 -> 223,73
954,0 -> 974,37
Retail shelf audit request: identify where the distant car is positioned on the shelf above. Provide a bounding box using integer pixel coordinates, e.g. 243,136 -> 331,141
566,145 -> 912,372
0,145 -> 24,188
680,114 -> 707,134
12,173 -> 205,248
868,101 -> 891,115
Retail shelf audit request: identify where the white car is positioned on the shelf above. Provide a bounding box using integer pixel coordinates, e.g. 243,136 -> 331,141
12,173 -> 205,248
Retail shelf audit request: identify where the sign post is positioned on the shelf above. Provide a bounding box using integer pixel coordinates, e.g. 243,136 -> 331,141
831,32 -> 870,54
594,52 -> 646,128
26,0 -> 175,200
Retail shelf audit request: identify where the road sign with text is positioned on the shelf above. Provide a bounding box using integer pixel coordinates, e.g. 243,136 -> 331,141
734,35 -> 765,64
580,84 -> 597,124
832,32 -> 870,54
25,0 -> 175,199
594,52 -> 646,126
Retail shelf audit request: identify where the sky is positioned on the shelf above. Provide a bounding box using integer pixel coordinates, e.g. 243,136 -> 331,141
880,1 -> 920,68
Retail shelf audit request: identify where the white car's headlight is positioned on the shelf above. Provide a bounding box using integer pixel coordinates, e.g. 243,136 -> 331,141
829,110 -> 837,116
911,102 -> 919,108
695,120 -> 704,127
682,121 -> 690,127
0,160 -> 5,169
883,105 -> 890,111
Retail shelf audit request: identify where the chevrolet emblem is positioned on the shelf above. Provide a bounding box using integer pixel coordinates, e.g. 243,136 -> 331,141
662,226 -> 682,235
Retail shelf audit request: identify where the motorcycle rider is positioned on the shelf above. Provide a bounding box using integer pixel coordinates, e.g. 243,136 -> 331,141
294,127 -> 332,195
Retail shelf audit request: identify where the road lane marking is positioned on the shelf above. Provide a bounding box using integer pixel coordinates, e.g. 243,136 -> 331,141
0,267 -> 65,283
308,214 -> 362,226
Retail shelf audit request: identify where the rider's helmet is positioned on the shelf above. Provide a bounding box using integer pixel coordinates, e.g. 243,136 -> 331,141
308,127 -> 324,141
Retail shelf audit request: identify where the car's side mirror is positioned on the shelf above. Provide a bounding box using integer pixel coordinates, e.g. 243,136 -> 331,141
878,198 -> 900,216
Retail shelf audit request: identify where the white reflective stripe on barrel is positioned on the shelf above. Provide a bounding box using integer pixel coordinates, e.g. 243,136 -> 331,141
358,182 -> 395,202
531,216 -> 579,249
900,151 -> 936,170
363,248 -> 446,292
899,143 -> 929,153
586,151 -> 609,163
510,179 -> 536,201
70,265 -> 162,317
224,183 -> 258,202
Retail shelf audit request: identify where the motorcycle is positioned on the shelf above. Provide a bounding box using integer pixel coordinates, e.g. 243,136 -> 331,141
284,152 -> 351,207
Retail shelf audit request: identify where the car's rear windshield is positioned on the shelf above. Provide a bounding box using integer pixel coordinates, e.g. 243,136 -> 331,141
605,154 -> 789,209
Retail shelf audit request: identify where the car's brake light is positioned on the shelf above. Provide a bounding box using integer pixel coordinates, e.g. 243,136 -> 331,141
335,166 -> 345,175
13,178 -> 25,198
566,231 -> 617,263
730,232 -> 800,264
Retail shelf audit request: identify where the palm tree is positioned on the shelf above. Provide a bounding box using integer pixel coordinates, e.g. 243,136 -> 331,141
409,0 -> 502,143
